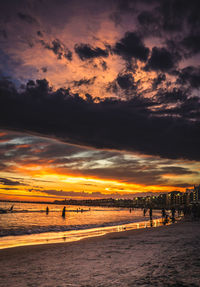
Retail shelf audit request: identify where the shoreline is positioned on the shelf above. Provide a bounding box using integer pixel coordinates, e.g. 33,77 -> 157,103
0,220 -> 174,255
0,219 -> 199,287
0,216 -> 167,250
0,217 -> 179,253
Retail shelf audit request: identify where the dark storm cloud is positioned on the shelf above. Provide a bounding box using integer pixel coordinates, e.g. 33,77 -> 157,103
155,88 -> 187,104
107,72 -> 138,96
153,95 -> 200,121
74,44 -> 109,61
177,66 -> 200,89
0,177 -> 26,186
73,77 -> 96,87
145,47 -> 180,72
116,73 -> 135,90
0,78 -> 200,161
41,39 -> 72,61
152,73 -> 166,89
113,32 -> 149,62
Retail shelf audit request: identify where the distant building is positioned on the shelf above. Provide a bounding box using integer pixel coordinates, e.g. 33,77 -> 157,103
166,191 -> 180,207
193,185 -> 200,202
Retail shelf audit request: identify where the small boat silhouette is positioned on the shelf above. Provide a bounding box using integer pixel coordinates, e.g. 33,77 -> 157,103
0,205 -> 14,214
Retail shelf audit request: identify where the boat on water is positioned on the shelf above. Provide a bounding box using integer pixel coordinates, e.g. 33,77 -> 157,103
0,205 -> 14,214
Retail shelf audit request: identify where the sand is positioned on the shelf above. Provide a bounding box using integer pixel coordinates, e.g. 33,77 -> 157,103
0,220 -> 200,287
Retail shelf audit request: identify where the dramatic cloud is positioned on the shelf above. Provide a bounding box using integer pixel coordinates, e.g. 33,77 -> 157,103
0,78 -> 200,161
73,77 -> 96,87
116,73 -> 135,90
113,32 -> 149,62
177,66 -> 200,89
146,47 -> 180,72
0,0 -> 200,199
155,89 -> 187,104
74,44 -> 109,61
0,177 -> 25,186
152,73 -> 166,89
41,39 -> 72,61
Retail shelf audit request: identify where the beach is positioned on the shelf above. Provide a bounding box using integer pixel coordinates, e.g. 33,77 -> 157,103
0,220 -> 200,287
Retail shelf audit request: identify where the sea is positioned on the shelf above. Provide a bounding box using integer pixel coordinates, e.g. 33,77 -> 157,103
0,201 -> 163,249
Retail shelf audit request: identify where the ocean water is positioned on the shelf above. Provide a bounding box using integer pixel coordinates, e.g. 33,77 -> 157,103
0,202 -> 162,249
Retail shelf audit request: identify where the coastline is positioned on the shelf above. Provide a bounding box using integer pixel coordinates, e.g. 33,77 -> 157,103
0,219 -> 200,286
0,216 -> 163,250
0,218 -> 166,254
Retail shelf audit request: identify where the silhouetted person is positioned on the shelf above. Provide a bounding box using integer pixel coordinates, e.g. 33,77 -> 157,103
143,208 -> 147,216
46,206 -> 49,215
171,207 -> 175,223
62,206 -> 66,218
162,208 -> 166,219
149,208 -> 152,220
129,208 -> 132,213
163,214 -> 169,225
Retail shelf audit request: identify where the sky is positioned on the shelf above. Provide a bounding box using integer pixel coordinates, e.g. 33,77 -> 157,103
0,0 -> 200,202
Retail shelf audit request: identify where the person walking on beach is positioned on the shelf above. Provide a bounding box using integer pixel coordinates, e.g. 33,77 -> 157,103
62,206 -> 66,218
164,214 -> 169,225
149,208 -> 152,220
46,206 -> 49,215
149,207 -> 153,227
171,207 -> 175,223
162,208 -> 165,219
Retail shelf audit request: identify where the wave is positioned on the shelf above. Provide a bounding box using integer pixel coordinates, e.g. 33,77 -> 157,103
0,216 -> 161,238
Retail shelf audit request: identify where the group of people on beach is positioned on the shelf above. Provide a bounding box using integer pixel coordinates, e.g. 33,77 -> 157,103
44,203 -> 200,226
143,206 -> 177,225
45,206 -> 86,218
143,203 -> 200,226
46,206 -> 66,217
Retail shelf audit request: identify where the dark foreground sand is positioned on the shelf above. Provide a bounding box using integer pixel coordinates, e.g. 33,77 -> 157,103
0,220 -> 200,287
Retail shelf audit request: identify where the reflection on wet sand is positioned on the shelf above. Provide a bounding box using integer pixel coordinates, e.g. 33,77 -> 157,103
0,216 -> 179,250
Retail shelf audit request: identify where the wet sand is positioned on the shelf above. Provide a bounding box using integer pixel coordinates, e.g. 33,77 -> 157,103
0,220 -> 200,287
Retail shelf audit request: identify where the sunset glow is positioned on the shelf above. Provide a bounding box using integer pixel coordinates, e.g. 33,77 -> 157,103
0,0 -> 199,202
